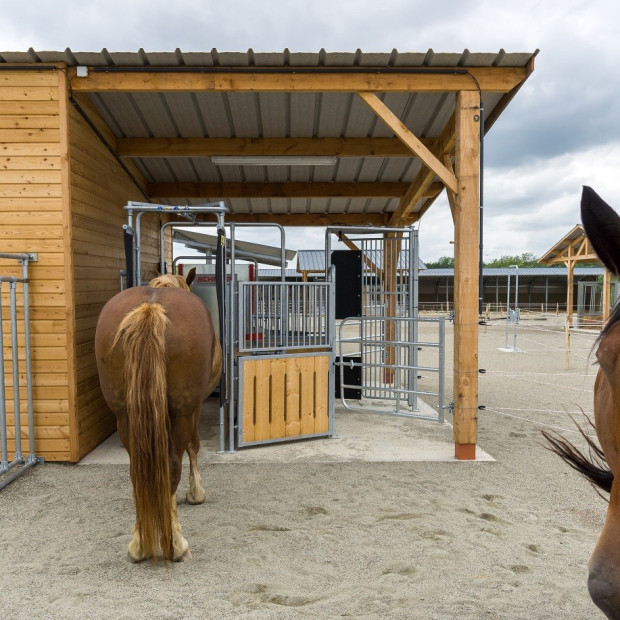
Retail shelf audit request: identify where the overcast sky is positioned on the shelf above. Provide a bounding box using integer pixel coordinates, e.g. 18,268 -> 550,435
3,0 -> 619,262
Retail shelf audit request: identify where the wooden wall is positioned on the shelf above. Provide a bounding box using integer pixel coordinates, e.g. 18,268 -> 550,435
0,68 -> 69,461
1,66 -> 166,462
68,100 -> 146,460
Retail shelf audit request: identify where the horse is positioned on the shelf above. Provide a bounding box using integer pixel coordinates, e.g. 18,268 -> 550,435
544,186 -> 620,617
149,268 -> 197,290
94,269 -> 221,562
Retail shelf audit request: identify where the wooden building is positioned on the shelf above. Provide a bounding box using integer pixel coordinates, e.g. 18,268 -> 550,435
0,48 -> 537,461
539,224 -> 613,325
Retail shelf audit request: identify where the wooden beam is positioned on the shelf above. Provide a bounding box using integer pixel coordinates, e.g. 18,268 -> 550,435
603,269 -> 611,323
68,67 -> 529,94
222,213 -> 388,226
452,90 -> 481,461
383,232 -> 402,383
388,115 -> 456,226
117,137 -> 430,158
58,67 -> 79,462
389,169 -> 436,227
442,153 -> 457,223
359,92 -> 458,194
148,181 -> 408,199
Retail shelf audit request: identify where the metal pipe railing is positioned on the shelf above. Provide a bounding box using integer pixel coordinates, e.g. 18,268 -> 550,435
0,253 -> 43,490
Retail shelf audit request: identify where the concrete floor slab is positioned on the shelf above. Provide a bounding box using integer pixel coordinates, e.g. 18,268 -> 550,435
79,398 -> 494,465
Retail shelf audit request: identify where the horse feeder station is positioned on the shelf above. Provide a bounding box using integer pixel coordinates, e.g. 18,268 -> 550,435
123,200 -> 446,454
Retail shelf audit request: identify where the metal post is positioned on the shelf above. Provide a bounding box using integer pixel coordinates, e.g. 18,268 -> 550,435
328,265 -> 336,437
411,228 -> 419,410
0,281 -> 7,471
438,316 -> 446,423
513,266 -> 519,351
0,253 -> 42,489
10,282 -> 22,461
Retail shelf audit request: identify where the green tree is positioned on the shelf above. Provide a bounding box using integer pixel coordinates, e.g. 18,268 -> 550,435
424,256 -> 454,269
483,253 -> 544,268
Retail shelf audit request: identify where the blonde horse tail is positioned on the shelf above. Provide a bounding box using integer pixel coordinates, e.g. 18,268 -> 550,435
112,302 -> 174,561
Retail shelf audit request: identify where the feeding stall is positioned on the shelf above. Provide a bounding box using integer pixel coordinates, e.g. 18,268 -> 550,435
0,48 -> 537,463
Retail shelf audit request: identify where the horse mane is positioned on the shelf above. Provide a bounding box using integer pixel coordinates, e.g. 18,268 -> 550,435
149,273 -> 191,291
542,417 -> 613,497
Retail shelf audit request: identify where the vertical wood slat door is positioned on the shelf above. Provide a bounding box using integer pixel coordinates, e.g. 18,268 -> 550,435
239,353 -> 330,445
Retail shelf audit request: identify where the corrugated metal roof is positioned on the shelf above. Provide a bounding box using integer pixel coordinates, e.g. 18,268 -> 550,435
538,224 -> 586,264
173,229 -> 296,266
258,268 -> 300,279
0,48 -> 537,222
422,267 -> 603,277
297,248 -> 426,272
0,47 -> 534,68
259,266 -> 603,280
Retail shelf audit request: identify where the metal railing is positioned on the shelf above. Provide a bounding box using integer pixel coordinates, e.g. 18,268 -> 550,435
337,315 -> 445,422
0,253 -> 43,490
238,281 -> 331,353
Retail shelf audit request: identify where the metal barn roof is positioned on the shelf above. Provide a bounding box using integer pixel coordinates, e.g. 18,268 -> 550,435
297,248 -> 426,273
421,267 -> 603,278
1,48 -> 537,226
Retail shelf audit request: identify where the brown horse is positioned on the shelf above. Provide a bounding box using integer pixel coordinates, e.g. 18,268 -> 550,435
95,270 -> 221,562
544,186 -> 620,617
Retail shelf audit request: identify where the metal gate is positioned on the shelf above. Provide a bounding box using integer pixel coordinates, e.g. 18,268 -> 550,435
326,227 -> 445,422
233,278 -> 335,448
0,253 -> 43,490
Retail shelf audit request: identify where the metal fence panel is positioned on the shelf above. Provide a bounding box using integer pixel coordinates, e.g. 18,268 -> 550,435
0,253 -> 42,490
337,315 -> 445,421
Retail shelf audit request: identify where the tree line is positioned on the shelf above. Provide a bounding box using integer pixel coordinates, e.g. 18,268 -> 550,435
424,252 -> 554,269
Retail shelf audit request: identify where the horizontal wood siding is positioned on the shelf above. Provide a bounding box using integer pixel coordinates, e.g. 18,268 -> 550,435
68,100 -> 162,460
0,69 -> 70,461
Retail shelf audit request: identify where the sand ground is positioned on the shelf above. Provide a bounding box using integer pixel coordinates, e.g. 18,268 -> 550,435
0,313 -> 607,619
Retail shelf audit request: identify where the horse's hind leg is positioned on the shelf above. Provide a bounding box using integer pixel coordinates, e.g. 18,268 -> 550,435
186,424 -> 206,505
171,494 -> 190,561
128,522 -> 148,563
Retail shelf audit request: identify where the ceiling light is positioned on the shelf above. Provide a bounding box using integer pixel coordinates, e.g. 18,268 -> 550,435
210,156 -> 337,166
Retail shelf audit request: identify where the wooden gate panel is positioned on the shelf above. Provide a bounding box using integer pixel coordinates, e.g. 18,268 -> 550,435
240,354 -> 330,445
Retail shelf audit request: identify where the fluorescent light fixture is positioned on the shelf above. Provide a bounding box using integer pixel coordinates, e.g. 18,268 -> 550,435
211,156 -> 337,166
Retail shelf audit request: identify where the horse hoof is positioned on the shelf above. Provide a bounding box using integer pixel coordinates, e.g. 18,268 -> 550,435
175,548 -> 192,562
127,551 -> 147,563
186,490 -> 206,505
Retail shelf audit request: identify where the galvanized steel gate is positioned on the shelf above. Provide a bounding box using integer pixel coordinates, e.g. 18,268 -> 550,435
326,227 -> 445,422
231,273 -> 335,449
124,205 -> 444,454
0,253 -> 43,490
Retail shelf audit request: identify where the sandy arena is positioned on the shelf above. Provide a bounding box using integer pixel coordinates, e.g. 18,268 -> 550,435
0,313 -> 608,618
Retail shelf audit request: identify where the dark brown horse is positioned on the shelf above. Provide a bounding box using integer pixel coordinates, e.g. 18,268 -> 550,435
95,271 -> 221,562
544,186 -> 620,617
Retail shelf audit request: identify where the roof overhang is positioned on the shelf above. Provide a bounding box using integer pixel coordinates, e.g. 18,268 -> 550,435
174,229 -> 296,266
0,48 -> 538,227
539,224 -> 601,265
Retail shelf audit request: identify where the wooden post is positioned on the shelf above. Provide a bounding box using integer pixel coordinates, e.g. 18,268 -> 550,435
603,268 -> 611,324
453,90 -> 480,461
383,233 -> 402,383
565,261 -> 575,370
